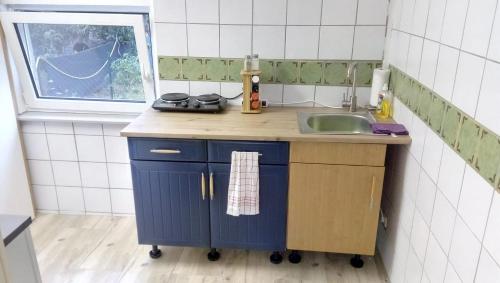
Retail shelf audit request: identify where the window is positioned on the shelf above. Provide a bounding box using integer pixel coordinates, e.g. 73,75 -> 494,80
1,12 -> 155,113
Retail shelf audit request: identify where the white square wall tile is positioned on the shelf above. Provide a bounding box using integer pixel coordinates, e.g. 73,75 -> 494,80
357,0 -> 388,25
411,0 -> 430,36
283,85 -> 315,107
418,40 -> 439,89
483,192 -> 500,264
488,7 -> 500,62
190,81 -> 221,96
220,25 -> 251,58
154,0 -> 186,22
104,136 -> 130,163
433,45 -> 459,102
107,163 -> 132,189
425,0 -> 447,41
402,148 -> 420,201
80,162 -> 109,188
395,32 -> 410,70
461,0 -> 497,57
47,134 -> 78,161
32,185 -> 58,211
287,0 -> 322,25
448,217 -> 482,283
476,249 -> 500,283
352,26 -> 386,60
23,133 -> 50,160
21,121 -> 45,133
440,0 -> 469,48
416,170 -> 437,226
253,0 -> 287,25
321,0 -> 357,25
406,36 -> 423,79
260,84 -> 283,104
399,0 -> 415,33
187,24 -> 219,57
430,190 -> 456,254
421,128 -> 444,183
83,188 -> 111,213
103,124 -> 127,137
52,161 -> 81,187
111,189 -> 135,214
73,123 -> 102,135
220,82 -> 243,106
443,263 -> 461,283
186,0 -> 218,24
437,145 -> 465,209
253,26 -> 285,59
351,87 -> 370,107
404,248 -> 422,283
159,80 -> 190,95
155,23 -> 188,56
28,160 -> 54,186
423,233 -> 447,283
314,86 -> 348,108
220,0 -> 252,24
410,209 -> 430,263
285,26 -> 319,60
409,116 -> 427,163
44,122 -> 73,134
318,26 -> 354,60
476,61 -> 500,135
75,135 -> 106,163
458,165 -> 493,240
452,52 -> 485,117
56,186 -> 85,213
389,228 -> 410,283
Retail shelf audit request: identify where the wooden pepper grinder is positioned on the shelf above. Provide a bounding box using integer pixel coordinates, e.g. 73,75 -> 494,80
241,54 -> 262,114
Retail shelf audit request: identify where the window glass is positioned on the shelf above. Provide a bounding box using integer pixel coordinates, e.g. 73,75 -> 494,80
16,23 -> 146,102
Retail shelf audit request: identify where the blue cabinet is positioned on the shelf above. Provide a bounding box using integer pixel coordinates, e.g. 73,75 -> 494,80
208,163 -> 288,251
131,160 -> 210,247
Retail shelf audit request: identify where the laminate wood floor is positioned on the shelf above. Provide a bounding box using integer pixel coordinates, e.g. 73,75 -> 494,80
30,214 -> 388,283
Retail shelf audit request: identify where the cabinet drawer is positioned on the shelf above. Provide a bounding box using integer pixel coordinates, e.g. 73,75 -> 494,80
128,138 -> 207,162
290,142 -> 386,166
208,141 -> 289,165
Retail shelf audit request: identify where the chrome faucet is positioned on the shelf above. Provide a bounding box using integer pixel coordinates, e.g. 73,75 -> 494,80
345,62 -> 358,112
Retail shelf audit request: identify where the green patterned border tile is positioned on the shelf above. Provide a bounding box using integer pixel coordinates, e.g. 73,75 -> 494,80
389,65 -> 500,190
157,56 -> 381,86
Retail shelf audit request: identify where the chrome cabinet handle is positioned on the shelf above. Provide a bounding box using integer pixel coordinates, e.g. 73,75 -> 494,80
209,172 -> 214,200
150,149 -> 181,154
201,172 -> 206,200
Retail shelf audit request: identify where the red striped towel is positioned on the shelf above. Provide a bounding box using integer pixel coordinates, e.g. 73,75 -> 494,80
226,151 -> 259,216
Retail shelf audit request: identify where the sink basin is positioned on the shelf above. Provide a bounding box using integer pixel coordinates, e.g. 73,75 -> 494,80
297,112 -> 376,134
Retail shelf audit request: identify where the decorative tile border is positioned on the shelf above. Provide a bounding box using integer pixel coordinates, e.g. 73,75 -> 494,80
158,56 -> 382,87
389,65 -> 500,191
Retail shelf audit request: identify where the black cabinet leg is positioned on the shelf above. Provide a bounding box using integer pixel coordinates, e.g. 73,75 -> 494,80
270,251 -> 283,264
207,248 -> 220,261
149,245 -> 162,259
288,250 -> 302,264
350,254 -> 364,268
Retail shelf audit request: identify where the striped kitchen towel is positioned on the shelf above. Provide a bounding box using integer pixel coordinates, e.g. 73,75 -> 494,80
226,151 -> 259,216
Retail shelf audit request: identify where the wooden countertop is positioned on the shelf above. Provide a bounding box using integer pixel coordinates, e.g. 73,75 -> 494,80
121,107 -> 411,144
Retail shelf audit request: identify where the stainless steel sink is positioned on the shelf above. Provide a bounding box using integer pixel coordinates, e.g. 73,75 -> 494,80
297,112 -> 376,134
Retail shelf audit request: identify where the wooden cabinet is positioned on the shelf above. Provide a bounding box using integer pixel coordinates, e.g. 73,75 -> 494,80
287,142 -> 386,256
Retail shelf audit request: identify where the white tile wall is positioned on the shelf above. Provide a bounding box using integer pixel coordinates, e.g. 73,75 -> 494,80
22,122 -> 133,216
154,0 -> 388,106
380,0 -> 500,282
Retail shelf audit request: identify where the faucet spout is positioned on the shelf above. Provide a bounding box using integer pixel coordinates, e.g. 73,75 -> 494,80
347,62 -> 358,112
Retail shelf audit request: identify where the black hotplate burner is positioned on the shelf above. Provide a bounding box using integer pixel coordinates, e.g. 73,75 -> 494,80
152,93 -> 227,113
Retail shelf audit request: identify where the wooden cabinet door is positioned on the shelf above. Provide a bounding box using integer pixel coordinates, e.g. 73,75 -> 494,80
287,163 -> 384,255
208,163 -> 288,251
131,160 -> 210,247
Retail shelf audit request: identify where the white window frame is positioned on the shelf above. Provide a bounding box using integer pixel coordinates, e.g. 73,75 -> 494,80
0,11 -> 155,114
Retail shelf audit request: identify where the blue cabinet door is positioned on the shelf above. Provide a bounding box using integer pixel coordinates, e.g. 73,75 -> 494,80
131,160 -> 210,247
208,163 -> 288,251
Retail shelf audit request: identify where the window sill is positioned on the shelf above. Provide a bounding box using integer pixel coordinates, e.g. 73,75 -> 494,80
17,111 -> 139,124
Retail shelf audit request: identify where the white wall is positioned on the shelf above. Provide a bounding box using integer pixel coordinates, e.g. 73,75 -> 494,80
379,0 -> 500,282
0,29 -> 34,217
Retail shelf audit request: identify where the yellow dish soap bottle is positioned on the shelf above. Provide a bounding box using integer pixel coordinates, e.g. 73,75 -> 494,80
379,84 -> 393,119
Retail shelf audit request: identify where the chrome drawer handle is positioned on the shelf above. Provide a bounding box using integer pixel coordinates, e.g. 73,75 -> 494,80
150,149 -> 181,154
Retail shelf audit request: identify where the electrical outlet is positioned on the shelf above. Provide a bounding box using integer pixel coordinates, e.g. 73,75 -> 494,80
261,99 -> 269,108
